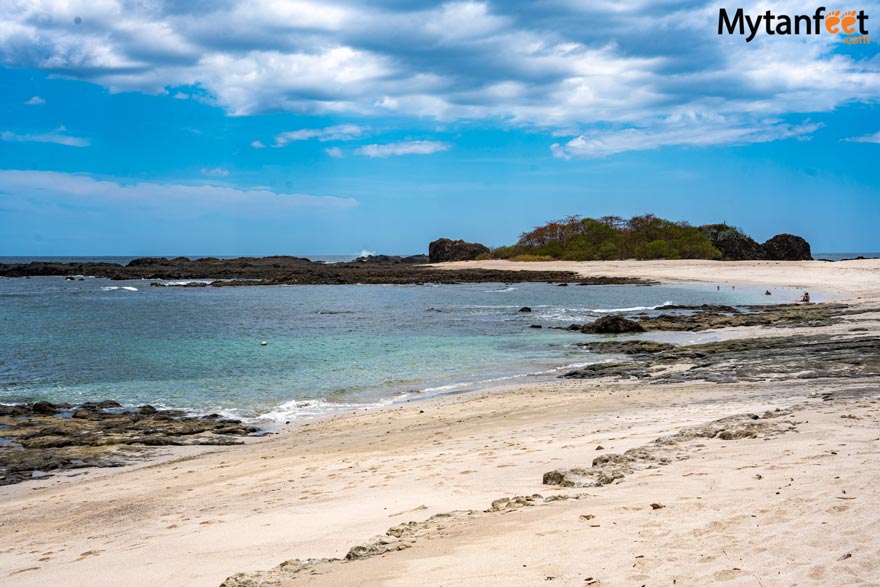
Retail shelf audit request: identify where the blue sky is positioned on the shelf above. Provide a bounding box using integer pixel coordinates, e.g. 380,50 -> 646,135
1,1 -> 879,256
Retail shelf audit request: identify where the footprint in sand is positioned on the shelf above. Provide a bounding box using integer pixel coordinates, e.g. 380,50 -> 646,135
713,568 -> 742,581
77,549 -> 103,561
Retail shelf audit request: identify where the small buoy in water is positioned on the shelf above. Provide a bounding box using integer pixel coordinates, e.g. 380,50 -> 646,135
261,341 -> 268,346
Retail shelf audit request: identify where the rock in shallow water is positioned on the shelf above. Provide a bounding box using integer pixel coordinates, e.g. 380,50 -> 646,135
0,401 -> 259,485
569,315 -> 645,334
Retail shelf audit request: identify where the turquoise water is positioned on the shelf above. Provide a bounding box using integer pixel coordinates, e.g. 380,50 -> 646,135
0,275 -> 806,421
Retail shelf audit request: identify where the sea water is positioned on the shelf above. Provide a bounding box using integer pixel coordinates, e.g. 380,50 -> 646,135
0,273 -> 810,421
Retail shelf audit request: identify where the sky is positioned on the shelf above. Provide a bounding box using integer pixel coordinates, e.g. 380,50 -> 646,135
0,1 -> 879,256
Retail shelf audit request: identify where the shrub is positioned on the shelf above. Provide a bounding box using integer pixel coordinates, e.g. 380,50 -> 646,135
503,214 -> 722,261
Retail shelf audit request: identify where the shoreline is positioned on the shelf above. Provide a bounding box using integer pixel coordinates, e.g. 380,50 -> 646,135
430,258 -> 880,302
2,260 -> 879,586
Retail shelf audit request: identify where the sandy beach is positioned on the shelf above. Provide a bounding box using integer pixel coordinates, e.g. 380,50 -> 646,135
2,260 -> 879,587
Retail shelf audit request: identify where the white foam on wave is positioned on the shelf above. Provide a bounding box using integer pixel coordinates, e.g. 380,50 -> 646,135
101,286 -> 138,291
420,359 -> 611,396
484,286 -> 518,293
258,398 -> 385,423
156,280 -> 214,286
591,301 -> 673,313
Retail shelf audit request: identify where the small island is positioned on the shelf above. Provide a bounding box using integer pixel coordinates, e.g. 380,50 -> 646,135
490,214 -> 813,261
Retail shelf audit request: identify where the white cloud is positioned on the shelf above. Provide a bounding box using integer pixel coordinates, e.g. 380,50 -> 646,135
0,170 -> 358,211
324,147 -> 344,158
1,0 -> 879,155
272,124 -> 367,147
24,96 -> 45,105
200,167 -> 230,177
844,131 -> 880,144
1,127 -> 90,147
354,140 -> 450,158
551,117 -> 822,159
250,140 -> 266,149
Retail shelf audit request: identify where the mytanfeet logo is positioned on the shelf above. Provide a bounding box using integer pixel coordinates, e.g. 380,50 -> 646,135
719,7 -> 870,43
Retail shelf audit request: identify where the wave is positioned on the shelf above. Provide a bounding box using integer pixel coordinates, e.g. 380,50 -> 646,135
155,280 -> 214,286
591,301 -> 673,313
484,286 -> 518,293
258,398 -> 385,423
420,359 -> 611,395
101,286 -> 139,291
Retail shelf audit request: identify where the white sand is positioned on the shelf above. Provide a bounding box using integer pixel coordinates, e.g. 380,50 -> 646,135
430,258 -> 880,301
1,260 -> 878,587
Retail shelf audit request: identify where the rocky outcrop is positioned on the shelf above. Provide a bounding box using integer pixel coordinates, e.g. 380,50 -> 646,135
568,315 -> 645,334
700,225 -> 813,261
762,234 -> 813,261
699,224 -> 765,260
428,238 -> 490,263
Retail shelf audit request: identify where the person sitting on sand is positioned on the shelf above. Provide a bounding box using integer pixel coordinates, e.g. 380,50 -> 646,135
801,292 -> 811,303
764,290 -> 772,296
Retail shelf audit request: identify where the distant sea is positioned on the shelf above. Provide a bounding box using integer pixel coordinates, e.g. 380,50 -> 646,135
812,253 -> 880,261
0,255 -> 360,265
0,256 -> 842,422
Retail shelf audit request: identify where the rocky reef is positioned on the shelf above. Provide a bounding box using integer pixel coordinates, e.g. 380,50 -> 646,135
0,256 -> 648,286
562,303 -> 845,334
0,401 -> 259,485
564,333 -> 880,384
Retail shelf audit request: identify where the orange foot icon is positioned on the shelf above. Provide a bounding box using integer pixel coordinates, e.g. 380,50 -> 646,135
841,10 -> 858,34
825,10 -> 841,34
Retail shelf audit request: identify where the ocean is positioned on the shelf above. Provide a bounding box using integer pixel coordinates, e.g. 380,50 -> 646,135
0,265 -> 819,422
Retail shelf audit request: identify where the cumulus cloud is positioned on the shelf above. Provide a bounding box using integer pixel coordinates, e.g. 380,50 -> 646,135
250,140 -> 266,149
0,170 -> 358,210
354,140 -> 450,158
1,127 -> 89,147
324,146 -> 344,158
24,96 -> 45,105
1,0 -> 879,156
844,131 -> 880,144
272,124 -> 367,147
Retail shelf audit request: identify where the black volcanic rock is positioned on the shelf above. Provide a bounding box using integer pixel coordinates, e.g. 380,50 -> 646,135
428,238 -> 490,263
700,224 -> 765,260
569,315 -> 645,334
354,254 -> 429,264
762,234 -> 813,261
0,401 -> 258,485
0,257 -> 651,286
